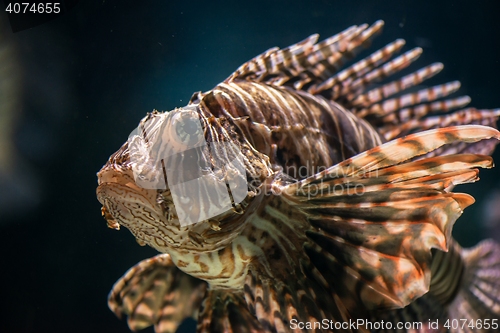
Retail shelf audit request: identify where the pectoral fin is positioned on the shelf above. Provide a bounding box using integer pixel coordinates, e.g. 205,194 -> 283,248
280,125 -> 499,314
108,254 -> 207,333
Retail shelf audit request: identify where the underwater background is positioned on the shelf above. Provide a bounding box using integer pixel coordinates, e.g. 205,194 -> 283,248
1,0 -> 500,332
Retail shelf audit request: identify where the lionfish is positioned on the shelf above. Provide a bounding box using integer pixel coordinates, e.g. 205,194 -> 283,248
96,21 -> 500,332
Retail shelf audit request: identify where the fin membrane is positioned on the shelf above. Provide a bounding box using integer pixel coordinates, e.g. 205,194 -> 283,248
448,240 -> 500,332
197,289 -> 265,333
367,292 -> 448,333
365,240 -> 463,332
225,21 -> 384,89
225,20 -> 500,156
367,240 -> 500,333
108,254 -> 207,333
281,125 -> 499,314
242,266 -> 359,333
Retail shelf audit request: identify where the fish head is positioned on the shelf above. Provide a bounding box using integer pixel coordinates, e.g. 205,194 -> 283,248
97,105 -> 272,252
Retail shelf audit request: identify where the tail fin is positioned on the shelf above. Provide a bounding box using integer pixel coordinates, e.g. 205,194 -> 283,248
447,239 -> 500,332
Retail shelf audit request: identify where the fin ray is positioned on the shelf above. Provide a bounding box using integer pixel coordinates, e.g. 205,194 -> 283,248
108,254 -> 207,333
448,240 -> 500,331
280,125 -> 499,312
197,289 -> 265,333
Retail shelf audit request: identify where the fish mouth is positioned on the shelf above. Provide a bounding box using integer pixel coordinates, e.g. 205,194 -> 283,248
96,164 -> 167,243
96,165 -> 137,230
96,163 -> 246,252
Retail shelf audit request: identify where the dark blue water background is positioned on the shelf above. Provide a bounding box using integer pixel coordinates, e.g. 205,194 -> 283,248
1,1 -> 499,332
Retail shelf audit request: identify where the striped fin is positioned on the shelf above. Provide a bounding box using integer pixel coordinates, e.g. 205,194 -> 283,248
284,125 -> 500,183
303,21 -> 384,88
366,290 -> 448,332
196,289 -> 265,333
382,108 -> 500,139
242,265 -> 359,333
429,242 -> 465,307
380,96 -> 471,126
280,125 -> 499,313
329,46 -> 423,102
357,81 -> 462,119
382,109 -> 500,160
349,62 -> 444,108
370,240 -> 500,333
108,254 -> 207,333
366,241 -> 465,332
371,240 -> 500,332
225,21 -> 384,89
308,39 -> 405,94
447,240 -> 500,332
225,20 -> 499,156
309,39 -> 406,94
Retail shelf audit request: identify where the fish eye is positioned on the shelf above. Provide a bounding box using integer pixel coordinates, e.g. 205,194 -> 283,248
180,117 -> 200,136
171,110 -> 204,146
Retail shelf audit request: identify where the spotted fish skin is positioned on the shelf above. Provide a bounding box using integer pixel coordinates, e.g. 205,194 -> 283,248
97,21 -> 500,333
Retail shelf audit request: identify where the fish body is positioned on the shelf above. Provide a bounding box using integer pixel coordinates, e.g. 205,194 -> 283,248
97,21 -> 500,332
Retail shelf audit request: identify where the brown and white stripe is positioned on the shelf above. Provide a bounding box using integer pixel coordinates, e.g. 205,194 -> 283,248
97,20 -> 500,333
